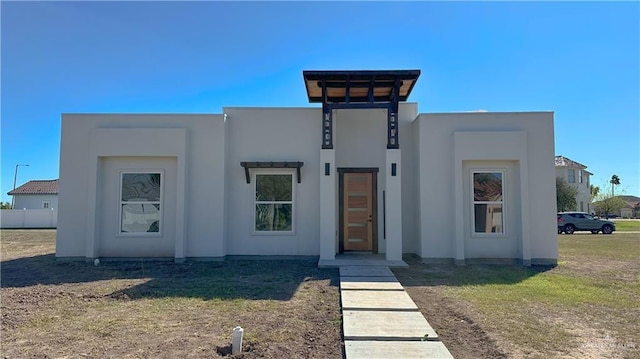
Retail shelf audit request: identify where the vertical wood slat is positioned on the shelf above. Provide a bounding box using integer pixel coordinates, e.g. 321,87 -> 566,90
343,173 -> 373,251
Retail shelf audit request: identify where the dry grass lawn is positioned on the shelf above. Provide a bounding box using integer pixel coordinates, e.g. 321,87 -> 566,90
612,219 -> 640,232
2,229 -> 638,358
394,233 -> 640,359
1,230 -> 342,358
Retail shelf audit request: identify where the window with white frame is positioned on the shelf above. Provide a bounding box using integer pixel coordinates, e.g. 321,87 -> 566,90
254,173 -> 294,232
568,169 -> 575,183
120,172 -> 162,234
42,201 -> 50,209
472,171 -> 504,234
579,170 -> 583,183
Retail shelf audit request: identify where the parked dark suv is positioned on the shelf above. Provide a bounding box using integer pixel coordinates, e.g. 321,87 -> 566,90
557,212 -> 616,234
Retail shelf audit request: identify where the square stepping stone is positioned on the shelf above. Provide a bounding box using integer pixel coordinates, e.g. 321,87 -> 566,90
341,290 -> 418,310
340,266 -> 395,277
345,340 -> 454,359
343,310 -> 439,340
340,276 -> 404,291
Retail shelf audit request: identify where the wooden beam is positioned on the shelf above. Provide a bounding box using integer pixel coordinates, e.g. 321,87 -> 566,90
240,161 -> 304,183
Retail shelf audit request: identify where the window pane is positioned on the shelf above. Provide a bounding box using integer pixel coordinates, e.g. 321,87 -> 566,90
474,204 -> 503,233
473,173 -> 503,201
256,175 -> 292,201
568,169 -> 575,183
122,173 -> 161,202
255,204 -> 292,231
121,203 -> 160,232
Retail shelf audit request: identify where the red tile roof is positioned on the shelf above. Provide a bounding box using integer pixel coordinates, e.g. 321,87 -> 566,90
618,195 -> 640,209
7,179 -> 59,195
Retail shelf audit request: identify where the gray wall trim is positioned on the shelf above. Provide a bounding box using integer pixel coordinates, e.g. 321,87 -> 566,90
55,256 -> 86,262
226,255 -> 320,261
419,258 -> 455,265
186,257 -> 226,262
414,256 -> 556,267
531,258 -> 558,266
464,258 -> 522,265
93,257 -> 175,262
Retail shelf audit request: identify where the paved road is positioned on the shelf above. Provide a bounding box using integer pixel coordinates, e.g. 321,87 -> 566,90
559,231 -> 640,235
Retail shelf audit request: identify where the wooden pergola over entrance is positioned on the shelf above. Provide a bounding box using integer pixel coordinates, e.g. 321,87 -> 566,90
303,70 -> 421,149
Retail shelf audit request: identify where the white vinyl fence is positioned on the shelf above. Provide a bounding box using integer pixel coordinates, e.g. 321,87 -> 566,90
0,209 -> 58,228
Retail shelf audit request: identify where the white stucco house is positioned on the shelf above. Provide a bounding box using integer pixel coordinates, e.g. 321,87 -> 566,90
57,70 -> 558,266
555,155 -> 592,213
2,179 -> 59,229
8,179 -> 59,209
614,195 -> 640,218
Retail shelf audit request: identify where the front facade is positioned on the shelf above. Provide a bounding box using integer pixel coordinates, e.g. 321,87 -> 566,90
57,70 -> 558,265
555,156 -> 592,213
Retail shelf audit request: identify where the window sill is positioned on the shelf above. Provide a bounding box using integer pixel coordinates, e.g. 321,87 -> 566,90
471,233 -> 509,238
252,230 -> 296,236
117,232 -> 163,238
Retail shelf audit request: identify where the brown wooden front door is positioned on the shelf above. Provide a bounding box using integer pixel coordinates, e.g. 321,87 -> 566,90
339,169 -> 377,252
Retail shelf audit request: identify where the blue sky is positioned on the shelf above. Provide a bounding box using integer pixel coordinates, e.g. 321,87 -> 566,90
2,1 -> 639,203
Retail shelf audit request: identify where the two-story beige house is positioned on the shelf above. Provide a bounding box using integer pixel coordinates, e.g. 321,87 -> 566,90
555,156 -> 592,213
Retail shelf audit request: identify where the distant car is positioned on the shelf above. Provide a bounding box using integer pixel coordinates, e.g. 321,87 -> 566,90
557,212 -> 616,234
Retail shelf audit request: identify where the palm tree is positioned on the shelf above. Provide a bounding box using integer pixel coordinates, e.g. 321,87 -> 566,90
590,185 -> 600,200
610,174 -> 620,196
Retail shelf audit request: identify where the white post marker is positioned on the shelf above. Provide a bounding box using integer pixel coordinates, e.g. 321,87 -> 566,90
232,326 -> 244,354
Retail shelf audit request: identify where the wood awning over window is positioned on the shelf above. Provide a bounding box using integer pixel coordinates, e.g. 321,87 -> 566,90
303,70 -> 420,104
240,161 -> 304,183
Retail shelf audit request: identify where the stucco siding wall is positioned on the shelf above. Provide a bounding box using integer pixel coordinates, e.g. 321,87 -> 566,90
415,115 -> 456,258
399,104 -> 418,255
57,114 -> 225,259
411,116 -> 422,256
183,116 -> 226,258
524,114 -> 558,262
58,115 -> 94,258
223,108 -> 321,256
57,107 -> 555,262
13,195 -> 58,210
416,112 -> 557,262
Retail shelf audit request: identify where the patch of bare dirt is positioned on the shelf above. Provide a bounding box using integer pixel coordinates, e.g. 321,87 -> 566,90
401,284 -> 508,359
394,251 -> 640,359
1,269 -> 343,359
558,257 -> 640,283
1,230 -> 343,359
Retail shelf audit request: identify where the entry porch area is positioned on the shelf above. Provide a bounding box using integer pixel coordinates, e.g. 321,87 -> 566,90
318,253 -> 408,268
304,70 -> 420,267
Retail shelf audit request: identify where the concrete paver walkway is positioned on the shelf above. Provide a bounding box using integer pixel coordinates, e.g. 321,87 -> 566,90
340,276 -> 404,291
340,266 -> 453,359
345,341 -> 454,359
341,290 -> 418,311
343,310 -> 439,340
